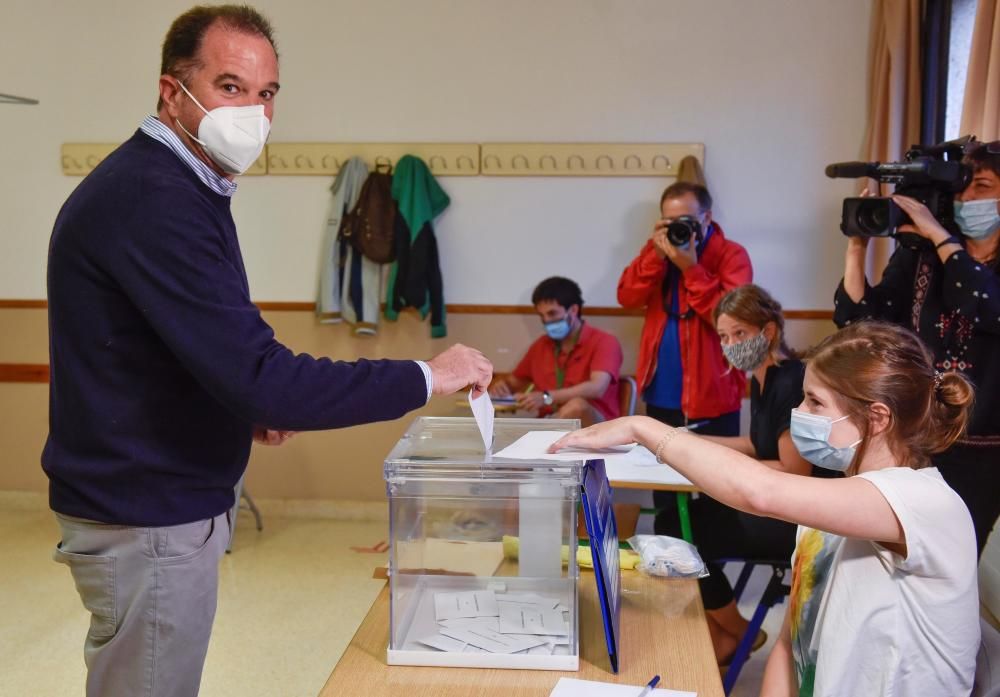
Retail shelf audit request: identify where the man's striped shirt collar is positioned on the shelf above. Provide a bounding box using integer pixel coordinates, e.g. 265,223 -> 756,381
139,116 -> 237,198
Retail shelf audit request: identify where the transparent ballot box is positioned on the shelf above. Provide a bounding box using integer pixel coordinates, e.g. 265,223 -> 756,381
384,416 -> 583,670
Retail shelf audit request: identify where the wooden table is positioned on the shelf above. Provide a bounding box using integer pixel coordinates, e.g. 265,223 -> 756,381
319,570 -> 724,697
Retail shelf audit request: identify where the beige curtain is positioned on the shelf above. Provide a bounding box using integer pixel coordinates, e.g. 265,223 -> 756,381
961,0 -> 1000,140
860,0 -> 922,281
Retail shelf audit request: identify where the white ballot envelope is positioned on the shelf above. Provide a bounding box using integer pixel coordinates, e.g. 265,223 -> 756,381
469,388 -> 496,452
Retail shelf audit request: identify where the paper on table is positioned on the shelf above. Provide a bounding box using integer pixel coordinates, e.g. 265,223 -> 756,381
549,677 -> 696,697
494,592 -> 560,609
417,633 -> 468,652
440,625 -> 546,654
602,446 -> 694,489
526,643 -> 555,655
434,590 -> 499,621
469,388 -> 496,451
493,431 -> 636,461
498,602 -> 569,636
438,617 -> 501,631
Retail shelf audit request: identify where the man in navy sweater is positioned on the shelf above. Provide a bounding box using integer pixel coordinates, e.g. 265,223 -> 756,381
44,7 -> 492,696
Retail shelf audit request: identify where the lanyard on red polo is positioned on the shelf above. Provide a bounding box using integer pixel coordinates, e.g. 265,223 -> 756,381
553,326 -> 582,388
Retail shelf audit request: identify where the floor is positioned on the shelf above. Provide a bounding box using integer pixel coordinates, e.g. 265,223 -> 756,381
0,492 -> 777,697
0,493 -> 391,697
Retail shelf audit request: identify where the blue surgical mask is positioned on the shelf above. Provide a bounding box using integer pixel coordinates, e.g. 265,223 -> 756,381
544,318 -> 571,341
789,408 -> 861,472
954,198 -> 1000,240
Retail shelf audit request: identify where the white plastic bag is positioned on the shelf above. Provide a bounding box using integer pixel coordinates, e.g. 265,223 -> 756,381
627,534 -> 708,578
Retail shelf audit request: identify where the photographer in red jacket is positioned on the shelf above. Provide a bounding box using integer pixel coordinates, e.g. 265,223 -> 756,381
618,181 -> 752,532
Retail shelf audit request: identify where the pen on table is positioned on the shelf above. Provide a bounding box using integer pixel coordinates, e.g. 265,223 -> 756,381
684,420 -> 709,431
636,674 -> 660,697
523,382 -> 534,394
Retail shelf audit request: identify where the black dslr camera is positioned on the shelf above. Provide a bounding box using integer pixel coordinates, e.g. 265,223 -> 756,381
664,215 -> 702,246
826,136 -> 974,247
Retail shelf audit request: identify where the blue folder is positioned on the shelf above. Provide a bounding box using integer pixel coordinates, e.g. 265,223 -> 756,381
580,458 -> 622,673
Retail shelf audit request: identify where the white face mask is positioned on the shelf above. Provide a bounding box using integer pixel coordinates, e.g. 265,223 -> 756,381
175,81 -> 270,175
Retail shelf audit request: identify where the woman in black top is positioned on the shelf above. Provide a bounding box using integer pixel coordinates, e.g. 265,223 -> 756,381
655,284 -> 818,664
835,142 -> 1000,556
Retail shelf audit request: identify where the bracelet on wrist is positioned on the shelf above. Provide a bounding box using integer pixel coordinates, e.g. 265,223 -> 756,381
653,427 -> 683,465
935,236 -> 960,250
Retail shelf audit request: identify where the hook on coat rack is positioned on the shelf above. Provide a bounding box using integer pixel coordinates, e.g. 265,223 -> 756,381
539,155 -> 558,170
652,155 -> 672,171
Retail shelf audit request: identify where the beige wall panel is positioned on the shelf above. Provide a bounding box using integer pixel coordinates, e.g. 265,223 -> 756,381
0,309 -> 49,362
0,308 -> 837,501
0,384 -> 50,491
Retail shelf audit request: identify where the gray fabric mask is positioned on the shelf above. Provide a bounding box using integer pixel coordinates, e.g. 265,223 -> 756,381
722,332 -> 770,371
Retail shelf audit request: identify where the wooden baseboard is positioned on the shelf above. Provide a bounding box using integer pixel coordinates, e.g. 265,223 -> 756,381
0,364 -> 48,383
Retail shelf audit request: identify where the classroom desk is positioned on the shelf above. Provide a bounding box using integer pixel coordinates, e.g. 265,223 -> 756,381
318,569 -> 723,697
606,452 -> 698,543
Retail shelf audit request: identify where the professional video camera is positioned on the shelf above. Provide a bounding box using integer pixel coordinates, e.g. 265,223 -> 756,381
664,215 -> 701,246
825,136 -> 974,246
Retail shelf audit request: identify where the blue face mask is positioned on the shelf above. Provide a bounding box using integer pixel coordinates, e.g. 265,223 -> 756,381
954,198 -> 1000,240
544,318 -> 571,341
789,408 -> 862,472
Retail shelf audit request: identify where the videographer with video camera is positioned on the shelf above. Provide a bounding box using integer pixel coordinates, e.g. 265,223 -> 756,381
834,140 -> 1000,556
618,182 -> 752,536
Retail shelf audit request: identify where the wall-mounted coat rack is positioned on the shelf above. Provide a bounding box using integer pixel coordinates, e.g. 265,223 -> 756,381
60,143 -> 266,176
61,142 -> 704,178
480,143 -> 704,176
265,143 -> 480,176
60,143 -> 120,176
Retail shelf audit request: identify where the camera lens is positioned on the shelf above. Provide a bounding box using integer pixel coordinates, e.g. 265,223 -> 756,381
665,216 -> 700,246
852,199 -> 896,237
856,202 -> 889,235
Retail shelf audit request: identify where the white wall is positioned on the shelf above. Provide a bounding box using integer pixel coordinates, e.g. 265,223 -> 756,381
0,0 -> 871,308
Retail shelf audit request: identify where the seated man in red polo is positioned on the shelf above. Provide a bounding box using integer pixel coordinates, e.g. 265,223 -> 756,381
489,277 -> 623,427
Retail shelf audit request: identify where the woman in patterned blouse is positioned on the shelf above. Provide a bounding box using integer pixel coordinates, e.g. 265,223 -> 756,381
833,141 -> 1000,556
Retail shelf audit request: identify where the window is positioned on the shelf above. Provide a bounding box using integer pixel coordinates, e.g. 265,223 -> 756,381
945,0 -> 978,139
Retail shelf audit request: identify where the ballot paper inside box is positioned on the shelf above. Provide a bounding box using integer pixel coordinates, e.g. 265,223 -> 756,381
383,416 -> 584,670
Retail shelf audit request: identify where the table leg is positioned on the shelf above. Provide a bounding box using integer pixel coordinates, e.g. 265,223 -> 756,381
676,491 -> 693,543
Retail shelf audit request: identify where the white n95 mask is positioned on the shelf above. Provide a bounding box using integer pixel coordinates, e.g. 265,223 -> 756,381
175,81 -> 270,175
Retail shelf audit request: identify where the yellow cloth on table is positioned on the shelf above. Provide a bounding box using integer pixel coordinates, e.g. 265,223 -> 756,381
501,535 -> 641,570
